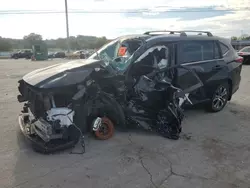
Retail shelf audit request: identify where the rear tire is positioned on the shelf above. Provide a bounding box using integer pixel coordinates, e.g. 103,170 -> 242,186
207,83 -> 229,112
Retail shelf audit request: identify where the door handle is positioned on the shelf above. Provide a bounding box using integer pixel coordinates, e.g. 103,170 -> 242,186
212,65 -> 222,70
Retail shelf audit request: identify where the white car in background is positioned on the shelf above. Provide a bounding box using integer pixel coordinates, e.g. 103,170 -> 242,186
237,46 -> 250,64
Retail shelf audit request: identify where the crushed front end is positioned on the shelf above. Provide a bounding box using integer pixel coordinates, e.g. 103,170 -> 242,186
17,79 -> 81,153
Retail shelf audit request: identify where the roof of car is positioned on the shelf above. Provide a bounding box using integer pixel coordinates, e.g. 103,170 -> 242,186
147,34 -> 221,42
117,34 -> 150,42
114,32 -> 232,50
117,32 -> 223,43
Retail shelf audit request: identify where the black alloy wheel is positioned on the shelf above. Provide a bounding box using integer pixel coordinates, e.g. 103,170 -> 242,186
209,83 -> 229,112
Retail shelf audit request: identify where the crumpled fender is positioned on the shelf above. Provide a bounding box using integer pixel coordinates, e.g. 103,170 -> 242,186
74,88 -> 126,133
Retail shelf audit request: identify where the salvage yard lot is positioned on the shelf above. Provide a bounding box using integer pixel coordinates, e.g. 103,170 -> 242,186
0,59 -> 250,188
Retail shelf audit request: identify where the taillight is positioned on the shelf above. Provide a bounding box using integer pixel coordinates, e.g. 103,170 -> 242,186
238,52 -> 244,56
236,56 -> 243,63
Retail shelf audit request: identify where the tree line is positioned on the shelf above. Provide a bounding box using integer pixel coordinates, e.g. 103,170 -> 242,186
0,33 -> 110,51
1,32 -> 250,52
231,34 -> 250,41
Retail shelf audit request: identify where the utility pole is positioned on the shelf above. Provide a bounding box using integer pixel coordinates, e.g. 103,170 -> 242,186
65,0 -> 70,53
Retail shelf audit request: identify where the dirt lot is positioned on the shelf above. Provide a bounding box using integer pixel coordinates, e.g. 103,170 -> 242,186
0,59 -> 250,188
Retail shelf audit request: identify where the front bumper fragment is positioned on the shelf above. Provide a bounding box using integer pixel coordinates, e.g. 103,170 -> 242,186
18,114 -> 76,154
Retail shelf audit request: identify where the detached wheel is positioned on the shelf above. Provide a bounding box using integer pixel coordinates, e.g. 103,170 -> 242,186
208,83 -> 229,112
94,117 -> 114,140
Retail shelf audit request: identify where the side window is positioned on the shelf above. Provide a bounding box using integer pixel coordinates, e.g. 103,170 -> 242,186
135,45 -> 169,69
131,45 -> 169,77
179,41 -> 214,64
219,42 -> 229,56
214,42 -> 221,59
202,42 -> 214,60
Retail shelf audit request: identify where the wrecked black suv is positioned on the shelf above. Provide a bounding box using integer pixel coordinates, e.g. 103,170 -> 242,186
17,30 -> 242,153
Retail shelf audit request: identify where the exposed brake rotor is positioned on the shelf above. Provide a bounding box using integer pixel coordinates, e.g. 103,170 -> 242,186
93,117 -> 114,140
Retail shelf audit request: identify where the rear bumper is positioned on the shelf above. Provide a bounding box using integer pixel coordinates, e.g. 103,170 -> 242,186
232,85 -> 239,95
233,74 -> 241,95
230,75 -> 241,101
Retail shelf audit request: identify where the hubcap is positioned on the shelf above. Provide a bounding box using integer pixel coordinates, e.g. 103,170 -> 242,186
212,86 -> 227,109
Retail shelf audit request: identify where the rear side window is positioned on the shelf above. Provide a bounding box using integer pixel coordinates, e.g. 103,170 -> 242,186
214,42 -> 221,59
179,41 -> 214,64
219,42 -> 229,56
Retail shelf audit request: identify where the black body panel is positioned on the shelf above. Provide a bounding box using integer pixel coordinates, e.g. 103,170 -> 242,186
22,59 -> 102,88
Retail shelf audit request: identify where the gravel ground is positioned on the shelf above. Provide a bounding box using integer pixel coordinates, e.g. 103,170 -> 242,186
0,59 -> 250,188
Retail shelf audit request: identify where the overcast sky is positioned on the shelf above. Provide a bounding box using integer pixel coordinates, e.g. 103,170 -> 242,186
0,0 -> 249,39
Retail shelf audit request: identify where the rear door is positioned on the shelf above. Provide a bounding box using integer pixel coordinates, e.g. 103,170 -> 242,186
175,40 -> 227,103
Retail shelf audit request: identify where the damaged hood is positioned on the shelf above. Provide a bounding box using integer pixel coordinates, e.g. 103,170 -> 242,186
22,59 -> 101,88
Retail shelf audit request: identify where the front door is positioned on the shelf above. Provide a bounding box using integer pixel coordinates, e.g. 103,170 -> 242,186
126,44 -> 171,108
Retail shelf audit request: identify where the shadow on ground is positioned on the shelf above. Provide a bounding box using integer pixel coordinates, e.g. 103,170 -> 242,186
9,102 -> 250,188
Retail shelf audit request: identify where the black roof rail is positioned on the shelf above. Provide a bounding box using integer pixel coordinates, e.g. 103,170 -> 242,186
144,30 -> 213,37
144,30 -> 187,37
180,30 -> 213,37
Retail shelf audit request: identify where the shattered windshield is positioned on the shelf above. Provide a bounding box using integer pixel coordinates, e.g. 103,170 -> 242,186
88,37 -> 144,71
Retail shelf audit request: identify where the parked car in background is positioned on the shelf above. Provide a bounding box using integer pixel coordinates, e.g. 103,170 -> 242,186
70,50 -> 84,59
237,46 -> 250,64
79,52 -> 86,59
11,50 -> 33,59
53,51 -> 66,58
73,50 -> 85,55
69,50 -> 90,59
84,51 -> 92,58
48,52 -> 55,58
